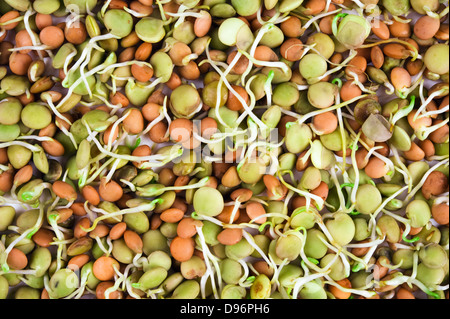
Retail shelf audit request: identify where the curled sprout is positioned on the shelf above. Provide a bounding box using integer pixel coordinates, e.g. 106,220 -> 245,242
81,198 -> 163,233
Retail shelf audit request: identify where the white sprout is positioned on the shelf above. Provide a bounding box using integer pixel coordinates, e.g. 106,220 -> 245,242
324,276 -> 377,298
291,272 -> 330,299
317,50 -> 358,81
23,9 -> 46,60
205,43 -> 267,129
196,226 -> 221,298
403,158 -> 449,204
416,117 -> 450,141
413,88 -> 448,121
0,141 -> 41,152
302,8 -> 342,30
123,6 -> 150,18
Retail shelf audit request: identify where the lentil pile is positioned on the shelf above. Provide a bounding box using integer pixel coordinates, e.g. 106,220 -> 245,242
0,0 -> 449,300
